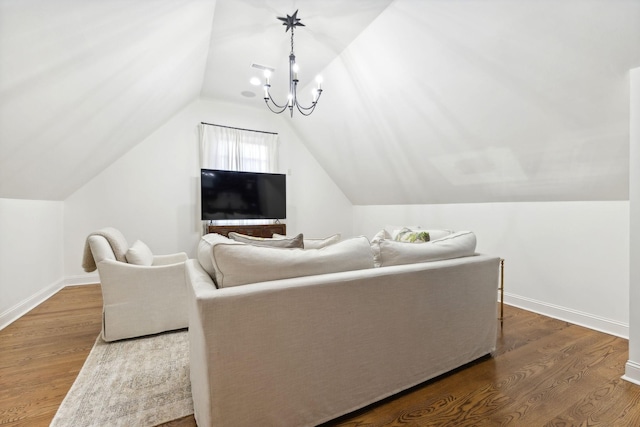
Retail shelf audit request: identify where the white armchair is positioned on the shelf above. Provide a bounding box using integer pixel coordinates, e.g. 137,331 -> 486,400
84,227 -> 189,342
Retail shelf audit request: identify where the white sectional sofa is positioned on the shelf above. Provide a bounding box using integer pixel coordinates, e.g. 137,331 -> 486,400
185,230 -> 500,427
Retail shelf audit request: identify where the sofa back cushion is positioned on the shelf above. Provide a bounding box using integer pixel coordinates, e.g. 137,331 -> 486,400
377,231 -> 477,267
273,233 -> 341,249
212,236 -> 375,288
228,232 -> 304,248
197,233 -> 242,284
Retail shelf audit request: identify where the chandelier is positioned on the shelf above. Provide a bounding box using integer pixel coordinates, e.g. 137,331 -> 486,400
263,10 -> 323,117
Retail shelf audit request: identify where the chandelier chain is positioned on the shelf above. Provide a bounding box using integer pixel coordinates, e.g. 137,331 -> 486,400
290,28 -> 295,55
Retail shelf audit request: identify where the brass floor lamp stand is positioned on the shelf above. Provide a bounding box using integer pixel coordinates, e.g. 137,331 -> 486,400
499,258 -> 505,327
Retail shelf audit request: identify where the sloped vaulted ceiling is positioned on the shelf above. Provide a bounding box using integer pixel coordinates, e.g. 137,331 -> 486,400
0,0 -> 217,200
0,0 -> 393,201
287,0 -> 640,204
1,0 -> 639,204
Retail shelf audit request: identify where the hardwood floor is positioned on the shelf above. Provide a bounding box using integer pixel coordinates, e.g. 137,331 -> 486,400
0,285 -> 102,427
2,285 -> 640,426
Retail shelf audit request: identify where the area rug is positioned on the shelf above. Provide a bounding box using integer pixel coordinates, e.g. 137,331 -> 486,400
50,330 -> 192,427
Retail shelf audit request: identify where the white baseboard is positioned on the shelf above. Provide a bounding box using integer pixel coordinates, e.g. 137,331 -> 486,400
622,361 -> 640,385
503,292 -> 629,339
0,278 -> 65,331
0,273 -> 100,331
64,272 -> 100,286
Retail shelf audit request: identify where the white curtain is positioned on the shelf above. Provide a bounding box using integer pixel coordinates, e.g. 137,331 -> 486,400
199,124 -> 280,226
199,124 -> 278,172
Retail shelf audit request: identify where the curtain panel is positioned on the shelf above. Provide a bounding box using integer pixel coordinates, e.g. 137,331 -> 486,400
199,124 -> 278,172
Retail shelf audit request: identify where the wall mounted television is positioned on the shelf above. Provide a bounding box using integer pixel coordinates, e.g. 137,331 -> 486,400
201,169 -> 286,221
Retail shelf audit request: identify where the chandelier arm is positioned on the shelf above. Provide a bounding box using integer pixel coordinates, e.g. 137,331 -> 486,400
264,101 -> 289,115
266,92 -> 289,110
264,97 -> 289,114
295,103 -> 317,116
294,90 -> 323,111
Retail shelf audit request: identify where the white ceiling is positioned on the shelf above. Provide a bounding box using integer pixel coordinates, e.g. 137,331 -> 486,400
1,0 -> 639,203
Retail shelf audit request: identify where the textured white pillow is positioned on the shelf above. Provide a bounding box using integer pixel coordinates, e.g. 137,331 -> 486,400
370,229 -> 391,267
273,233 -> 341,249
378,231 -> 477,267
385,226 -> 454,241
125,240 -> 154,266
385,225 -> 422,240
394,227 -> 430,243
212,236 -> 375,288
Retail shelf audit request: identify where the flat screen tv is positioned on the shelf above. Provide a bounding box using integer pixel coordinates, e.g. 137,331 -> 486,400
201,169 -> 286,221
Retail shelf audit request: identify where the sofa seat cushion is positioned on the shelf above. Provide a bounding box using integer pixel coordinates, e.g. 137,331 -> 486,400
229,232 -> 304,248
377,231 -> 477,267
212,236 -> 375,288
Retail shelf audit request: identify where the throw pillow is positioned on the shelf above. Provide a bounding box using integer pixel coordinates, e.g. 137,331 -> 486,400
212,236 -> 375,288
273,233 -> 341,249
125,240 -> 154,266
384,226 -> 454,241
394,227 -> 430,243
228,232 -> 304,248
385,225 -> 422,240
370,229 -> 392,267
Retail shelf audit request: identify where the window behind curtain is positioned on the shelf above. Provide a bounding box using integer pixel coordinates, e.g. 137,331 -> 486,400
200,124 -> 278,172
199,124 -> 279,225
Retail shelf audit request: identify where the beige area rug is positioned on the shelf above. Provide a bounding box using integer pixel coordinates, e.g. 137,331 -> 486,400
50,330 -> 192,427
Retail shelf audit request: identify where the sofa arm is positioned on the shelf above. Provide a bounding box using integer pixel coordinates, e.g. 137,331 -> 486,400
152,252 -> 188,266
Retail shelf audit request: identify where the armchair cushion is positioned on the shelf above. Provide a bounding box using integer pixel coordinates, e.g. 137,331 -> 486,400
125,240 -> 154,266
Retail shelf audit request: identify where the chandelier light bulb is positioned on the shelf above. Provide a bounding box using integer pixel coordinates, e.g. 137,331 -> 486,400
292,63 -> 299,81
315,75 -> 323,90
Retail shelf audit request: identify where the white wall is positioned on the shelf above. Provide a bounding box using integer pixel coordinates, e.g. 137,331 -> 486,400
353,201 -> 629,337
63,98 -> 353,279
624,67 -> 640,384
0,198 -> 64,329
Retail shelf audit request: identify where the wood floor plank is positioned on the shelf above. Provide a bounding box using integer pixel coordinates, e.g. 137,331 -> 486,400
3,285 -> 640,427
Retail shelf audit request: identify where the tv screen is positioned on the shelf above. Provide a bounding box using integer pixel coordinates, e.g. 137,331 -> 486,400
201,169 -> 286,220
